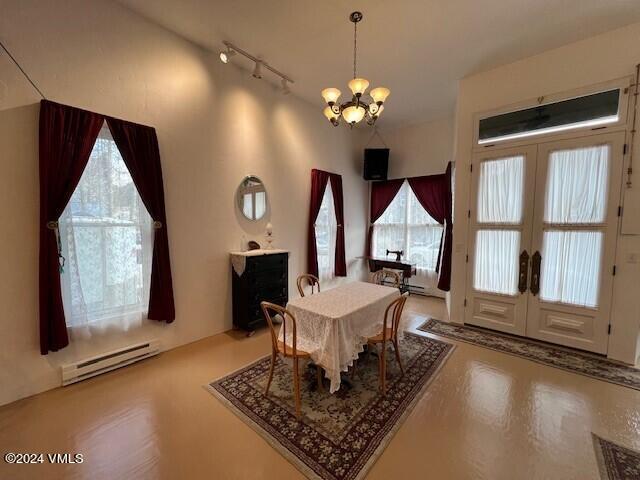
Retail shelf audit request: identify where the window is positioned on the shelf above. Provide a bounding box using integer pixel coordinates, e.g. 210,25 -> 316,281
372,181 -> 443,272
478,89 -> 620,145
60,124 -> 153,332
315,183 -> 337,281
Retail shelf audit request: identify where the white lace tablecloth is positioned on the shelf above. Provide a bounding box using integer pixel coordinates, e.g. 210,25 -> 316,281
282,281 -> 400,393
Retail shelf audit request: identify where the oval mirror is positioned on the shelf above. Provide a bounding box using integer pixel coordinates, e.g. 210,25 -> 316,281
237,175 -> 267,221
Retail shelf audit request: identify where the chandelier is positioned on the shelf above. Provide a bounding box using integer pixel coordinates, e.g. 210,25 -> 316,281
321,11 -> 390,127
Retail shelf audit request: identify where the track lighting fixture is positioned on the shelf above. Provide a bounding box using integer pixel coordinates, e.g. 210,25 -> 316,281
219,47 -> 236,64
218,40 -> 293,94
252,61 -> 263,79
281,78 -> 291,95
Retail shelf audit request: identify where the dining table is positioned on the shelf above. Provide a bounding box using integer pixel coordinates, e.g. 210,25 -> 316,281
282,281 -> 400,393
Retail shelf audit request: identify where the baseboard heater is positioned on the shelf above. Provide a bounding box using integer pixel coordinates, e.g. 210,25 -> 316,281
61,339 -> 161,386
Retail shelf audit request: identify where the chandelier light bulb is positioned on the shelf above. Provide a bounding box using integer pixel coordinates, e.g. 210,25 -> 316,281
372,104 -> 384,117
370,87 -> 390,105
323,106 -> 340,126
342,105 -> 366,125
348,78 -> 370,97
321,88 -> 342,106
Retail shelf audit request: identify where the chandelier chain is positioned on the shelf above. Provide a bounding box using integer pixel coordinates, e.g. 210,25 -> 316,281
353,20 -> 357,79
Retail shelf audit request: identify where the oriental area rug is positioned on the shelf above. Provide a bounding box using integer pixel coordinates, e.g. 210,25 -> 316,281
418,318 -> 640,390
207,332 -> 454,480
592,434 -> 640,480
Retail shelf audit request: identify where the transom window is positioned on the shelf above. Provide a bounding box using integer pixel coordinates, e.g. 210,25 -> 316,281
478,89 -> 620,145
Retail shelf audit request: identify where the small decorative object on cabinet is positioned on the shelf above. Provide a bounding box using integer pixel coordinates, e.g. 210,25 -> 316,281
230,249 -> 289,335
265,222 -> 274,250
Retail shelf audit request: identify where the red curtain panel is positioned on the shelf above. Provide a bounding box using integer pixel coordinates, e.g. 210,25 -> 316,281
307,169 -> 330,277
367,179 -> 404,256
107,118 -> 176,322
39,100 -> 104,354
438,162 -> 453,291
39,100 -> 176,355
329,174 -> 347,277
407,163 -> 453,291
308,169 -> 347,277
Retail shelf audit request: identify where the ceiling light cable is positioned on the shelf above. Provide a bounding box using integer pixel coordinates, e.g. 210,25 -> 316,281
0,38 -> 46,99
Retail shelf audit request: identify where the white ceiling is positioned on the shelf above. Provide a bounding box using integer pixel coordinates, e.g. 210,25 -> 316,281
117,1 -> 640,126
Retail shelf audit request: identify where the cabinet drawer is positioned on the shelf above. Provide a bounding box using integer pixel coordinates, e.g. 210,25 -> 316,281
249,296 -> 287,319
248,284 -> 288,303
249,268 -> 287,288
246,254 -> 288,273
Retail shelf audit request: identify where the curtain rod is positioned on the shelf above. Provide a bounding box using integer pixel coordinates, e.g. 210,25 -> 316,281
0,38 -> 46,100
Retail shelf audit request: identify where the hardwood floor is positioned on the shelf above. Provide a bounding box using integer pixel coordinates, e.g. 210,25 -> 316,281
1,296 -> 638,479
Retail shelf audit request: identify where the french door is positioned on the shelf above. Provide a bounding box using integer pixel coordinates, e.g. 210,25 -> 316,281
465,132 -> 624,354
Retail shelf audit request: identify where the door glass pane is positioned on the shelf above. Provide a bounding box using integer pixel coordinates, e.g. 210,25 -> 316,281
540,230 -> 603,307
544,145 -> 609,224
477,155 -> 524,224
474,230 -> 520,295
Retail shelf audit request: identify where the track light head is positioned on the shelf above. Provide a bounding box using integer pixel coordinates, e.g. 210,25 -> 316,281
252,61 -> 263,79
219,47 -> 236,64
281,78 -> 291,95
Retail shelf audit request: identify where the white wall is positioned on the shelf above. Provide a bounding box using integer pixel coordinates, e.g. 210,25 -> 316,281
367,117 -> 455,178
450,21 -> 640,364
0,0 -> 368,406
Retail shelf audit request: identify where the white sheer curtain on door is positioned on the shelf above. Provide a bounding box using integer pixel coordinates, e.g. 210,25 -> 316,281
60,125 -> 154,340
539,144 -> 609,308
315,182 -> 337,281
477,155 -> 524,224
473,155 -> 524,295
544,145 -> 609,224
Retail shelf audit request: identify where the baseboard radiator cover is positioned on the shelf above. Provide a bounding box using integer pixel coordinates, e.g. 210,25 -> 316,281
61,339 -> 161,386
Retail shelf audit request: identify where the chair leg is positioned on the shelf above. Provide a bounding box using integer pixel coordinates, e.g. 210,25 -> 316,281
265,349 -> 277,395
351,358 -> 358,380
293,357 -> 301,419
393,339 -> 404,375
316,363 -> 323,391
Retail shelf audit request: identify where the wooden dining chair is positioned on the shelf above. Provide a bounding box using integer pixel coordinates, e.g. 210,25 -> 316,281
372,269 -> 401,288
261,301 -> 322,419
366,294 -> 408,395
297,274 -> 320,297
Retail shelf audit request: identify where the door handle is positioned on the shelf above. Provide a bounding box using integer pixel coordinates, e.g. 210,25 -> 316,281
530,251 -> 541,296
518,250 -> 529,294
